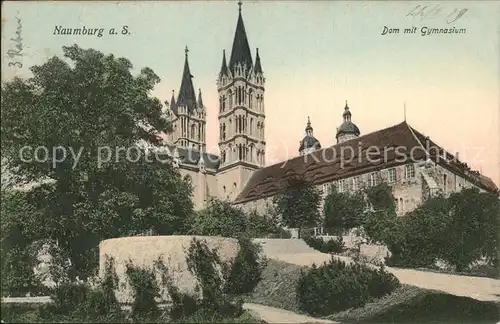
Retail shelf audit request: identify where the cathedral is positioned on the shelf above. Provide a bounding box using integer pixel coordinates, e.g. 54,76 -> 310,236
161,2 -> 498,212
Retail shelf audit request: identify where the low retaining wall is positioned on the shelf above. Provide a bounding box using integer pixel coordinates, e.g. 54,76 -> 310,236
99,235 -> 239,304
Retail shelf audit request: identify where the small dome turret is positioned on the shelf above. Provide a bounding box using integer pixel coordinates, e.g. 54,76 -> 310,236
299,117 -> 321,155
336,101 -> 360,143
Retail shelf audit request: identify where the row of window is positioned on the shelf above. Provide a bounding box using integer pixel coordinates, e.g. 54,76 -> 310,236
219,90 -> 264,113
219,117 -> 265,140
220,145 -> 265,165
326,164 -> 417,193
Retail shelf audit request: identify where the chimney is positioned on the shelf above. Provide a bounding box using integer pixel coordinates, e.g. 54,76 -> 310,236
455,152 -> 459,162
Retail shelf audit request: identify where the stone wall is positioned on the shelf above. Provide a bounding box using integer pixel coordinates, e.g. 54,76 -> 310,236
99,236 -> 239,304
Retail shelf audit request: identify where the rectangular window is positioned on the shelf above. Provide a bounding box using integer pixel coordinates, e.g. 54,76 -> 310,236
338,180 -> 345,192
322,183 -> 329,196
352,177 -> 358,191
369,173 -> 377,187
388,168 -> 396,184
405,164 -> 415,179
443,174 -> 448,193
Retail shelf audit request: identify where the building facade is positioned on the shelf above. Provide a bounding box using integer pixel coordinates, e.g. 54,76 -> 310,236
160,3 -> 498,212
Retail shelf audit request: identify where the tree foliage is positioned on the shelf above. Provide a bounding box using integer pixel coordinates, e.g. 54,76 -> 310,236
1,45 -> 194,283
323,185 -> 365,234
189,198 -> 248,238
383,188 -> 499,272
272,176 -> 321,238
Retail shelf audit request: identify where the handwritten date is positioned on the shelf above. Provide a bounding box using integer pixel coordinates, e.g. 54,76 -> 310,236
406,4 -> 468,24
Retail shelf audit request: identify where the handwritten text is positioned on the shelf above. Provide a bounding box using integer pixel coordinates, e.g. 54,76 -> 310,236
7,16 -> 23,68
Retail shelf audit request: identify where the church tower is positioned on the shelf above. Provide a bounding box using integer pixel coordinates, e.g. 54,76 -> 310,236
166,47 -> 207,151
335,101 -> 360,144
216,1 -> 266,200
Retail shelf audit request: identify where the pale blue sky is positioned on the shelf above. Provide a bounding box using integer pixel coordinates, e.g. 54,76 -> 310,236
2,1 -> 499,184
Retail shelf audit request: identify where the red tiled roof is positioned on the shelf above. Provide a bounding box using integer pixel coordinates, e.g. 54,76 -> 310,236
234,122 -> 498,204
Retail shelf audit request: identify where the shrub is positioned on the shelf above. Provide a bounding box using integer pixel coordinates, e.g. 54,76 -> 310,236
303,236 -> 345,254
183,237 -> 265,318
189,198 -> 248,238
296,257 -> 400,316
50,282 -> 90,315
224,236 -> 267,295
167,279 -> 199,321
246,211 -> 285,238
125,263 -> 160,319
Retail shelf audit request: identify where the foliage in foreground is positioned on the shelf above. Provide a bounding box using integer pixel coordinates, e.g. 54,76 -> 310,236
303,236 -> 345,254
1,45 -> 194,285
296,257 -> 400,316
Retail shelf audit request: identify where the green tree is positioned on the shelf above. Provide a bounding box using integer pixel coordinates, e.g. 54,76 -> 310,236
439,188 -> 498,271
189,198 -> 248,238
272,176 -> 321,238
1,45 -> 194,281
323,186 -> 365,234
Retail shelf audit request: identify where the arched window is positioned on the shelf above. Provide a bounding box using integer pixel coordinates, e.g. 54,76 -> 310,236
250,118 -> 253,135
399,197 -> 404,212
249,89 -> 253,109
228,91 -> 232,109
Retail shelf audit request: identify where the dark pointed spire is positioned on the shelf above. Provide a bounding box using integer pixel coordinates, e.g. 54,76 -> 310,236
229,1 -> 253,76
220,49 -> 229,77
254,48 -> 263,74
177,46 -> 197,113
305,116 -> 313,136
343,100 -> 351,121
170,90 -> 178,115
198,88 -> 204,107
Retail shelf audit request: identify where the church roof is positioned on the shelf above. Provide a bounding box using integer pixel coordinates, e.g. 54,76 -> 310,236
234,122 -> 497,204
161,144 -> 220,170
229,7 -> 253,76
177,48 -> 198,113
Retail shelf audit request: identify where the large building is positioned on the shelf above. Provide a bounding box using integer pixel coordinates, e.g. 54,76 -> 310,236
161,2 -> 498,212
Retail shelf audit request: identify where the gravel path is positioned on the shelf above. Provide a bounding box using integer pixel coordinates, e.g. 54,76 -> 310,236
243,303 -> 338,323
254,239 -> 500,302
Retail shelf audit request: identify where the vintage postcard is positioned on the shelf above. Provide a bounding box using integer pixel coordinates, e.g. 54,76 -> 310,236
1,1 -> 499,323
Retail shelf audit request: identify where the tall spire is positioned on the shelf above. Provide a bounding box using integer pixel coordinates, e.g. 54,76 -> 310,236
254,48 -> 263,74
229,1 -> 253,76
170,90 -> 177,115
198,88 -> 204,107
219,49 -> 229,77
177,46 -> 197,113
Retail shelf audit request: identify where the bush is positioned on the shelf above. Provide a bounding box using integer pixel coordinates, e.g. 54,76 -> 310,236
125,263 -> 160,319
303,236 -> 345,254
296,257 -> 400,316
246,211 -> 285,238
189,198 -> 248,238
224,236 -> 267,295
50,282 -> 90,315
181,237 -> 265,318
